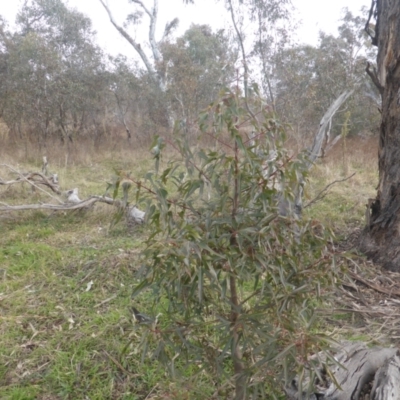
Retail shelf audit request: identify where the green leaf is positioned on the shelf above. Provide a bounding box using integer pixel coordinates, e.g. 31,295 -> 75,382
125,86 -> 337,398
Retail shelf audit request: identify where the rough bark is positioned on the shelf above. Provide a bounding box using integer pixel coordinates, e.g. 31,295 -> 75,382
359,0 -> 400,271
323,343 -> 398,400
371,351 -> 400,399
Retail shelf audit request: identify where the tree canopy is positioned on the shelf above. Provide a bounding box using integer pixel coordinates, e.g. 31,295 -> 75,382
0,1 -> 376,146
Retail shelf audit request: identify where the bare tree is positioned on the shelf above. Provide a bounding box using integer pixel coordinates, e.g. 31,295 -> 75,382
98,1 -> 181,97
99,1 -> 182,128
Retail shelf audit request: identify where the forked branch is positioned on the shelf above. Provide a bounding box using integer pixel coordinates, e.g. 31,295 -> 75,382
0,164 -> 62,202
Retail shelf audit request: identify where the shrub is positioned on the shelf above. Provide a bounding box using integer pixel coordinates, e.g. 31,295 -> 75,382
123,87 -> 337,399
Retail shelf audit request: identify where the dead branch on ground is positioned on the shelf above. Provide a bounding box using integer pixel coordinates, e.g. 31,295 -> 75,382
0,164 -> 61,197
0,162 -> 145,225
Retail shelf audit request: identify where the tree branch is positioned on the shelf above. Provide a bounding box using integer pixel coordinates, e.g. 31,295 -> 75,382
126,0 -> 168,93
307,90 -> 353,168
131,0 -> 162,62
0,164 -> 62,202
366,61 -> 384,95
227,0 -> 248,98
98,0 -> 158,84
131,0 -> 152,18
304,173 -> 356,209
365,0 -> 377,46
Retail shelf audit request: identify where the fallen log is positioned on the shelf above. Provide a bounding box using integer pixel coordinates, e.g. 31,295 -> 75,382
0,164 -> 60,194
0,195 -> 114,211
0,160 -> 146,225
371,351 -> 400,399
0,195 -> 146,225
285,341 -> 400,399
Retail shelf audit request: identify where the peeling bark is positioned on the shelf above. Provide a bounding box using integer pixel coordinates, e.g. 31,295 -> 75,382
286,342 -> 400,400
280,91 -> 353,219
306,90 -> 353,168
371,352 -> 400,399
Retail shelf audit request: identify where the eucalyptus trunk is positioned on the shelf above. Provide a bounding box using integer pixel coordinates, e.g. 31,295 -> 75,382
360,0 -> 400,271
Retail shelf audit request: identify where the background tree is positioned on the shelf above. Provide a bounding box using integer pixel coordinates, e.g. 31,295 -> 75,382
274,9 -> 379,146
249,0 -> 293,106
0,0 -> 110,148
107,55 -> 143,142
0,1 -> 381,154
98,0 -> 180,128
97,0 -> 296,130
160,24 -> 235,136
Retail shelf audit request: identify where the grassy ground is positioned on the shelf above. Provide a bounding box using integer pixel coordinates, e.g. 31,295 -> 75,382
305,136 -> 378,233
0,144 -> 161,399
0,135 -> 378,399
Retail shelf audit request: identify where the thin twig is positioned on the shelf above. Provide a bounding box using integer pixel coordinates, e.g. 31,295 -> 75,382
304,173 -> 356,209
200,128 -> 234,150
95,294 -> 117,308
104,350 -> 138,377
348,271 -> 400,297
144,383 -> 159,399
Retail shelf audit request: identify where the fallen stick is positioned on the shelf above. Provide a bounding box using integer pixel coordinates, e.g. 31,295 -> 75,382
0,195 -> 116,212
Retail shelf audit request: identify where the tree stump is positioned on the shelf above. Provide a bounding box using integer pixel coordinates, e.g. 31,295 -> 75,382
286,342 -> 400,399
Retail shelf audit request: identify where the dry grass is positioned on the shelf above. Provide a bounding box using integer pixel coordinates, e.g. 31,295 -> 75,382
305,136 -> 378,233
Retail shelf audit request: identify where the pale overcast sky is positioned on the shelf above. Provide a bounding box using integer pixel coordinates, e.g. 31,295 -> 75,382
1,0 -> 369,57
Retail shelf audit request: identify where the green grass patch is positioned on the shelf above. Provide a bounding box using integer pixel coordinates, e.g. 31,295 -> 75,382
0,141 -> 379,398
